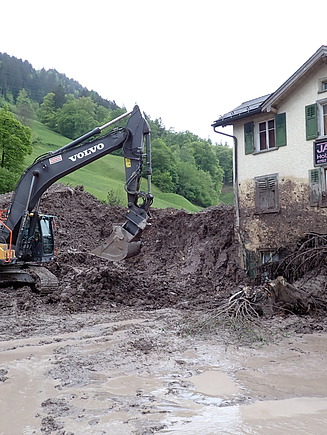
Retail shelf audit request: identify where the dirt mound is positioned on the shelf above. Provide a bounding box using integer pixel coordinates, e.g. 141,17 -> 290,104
41,184 -> 126,251
2,184 -> 325,318
0,184 -> 245,313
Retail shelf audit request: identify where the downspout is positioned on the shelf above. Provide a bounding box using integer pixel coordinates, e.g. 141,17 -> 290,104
213,127 -> 245,270
213,127 -> 240,228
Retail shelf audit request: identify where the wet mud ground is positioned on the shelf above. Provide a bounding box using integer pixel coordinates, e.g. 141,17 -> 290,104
1,185 -> 327,434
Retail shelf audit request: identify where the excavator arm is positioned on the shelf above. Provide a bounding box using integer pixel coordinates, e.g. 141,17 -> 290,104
0,105 -> 153,267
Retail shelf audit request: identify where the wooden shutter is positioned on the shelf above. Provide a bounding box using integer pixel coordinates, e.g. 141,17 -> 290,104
275,113 -> 287,147
255,175 -> 279,213
309,168 -> 322,206
305,104 -> 318,140
244,122 -> 254,154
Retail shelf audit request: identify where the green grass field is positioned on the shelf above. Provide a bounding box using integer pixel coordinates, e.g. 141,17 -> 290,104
220,185 -> 234,205
27,120 -> 202,212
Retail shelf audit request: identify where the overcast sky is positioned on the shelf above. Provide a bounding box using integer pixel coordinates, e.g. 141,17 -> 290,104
1,0 -> 326,144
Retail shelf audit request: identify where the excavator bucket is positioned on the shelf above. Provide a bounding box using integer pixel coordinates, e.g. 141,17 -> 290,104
91,225 -> 141,261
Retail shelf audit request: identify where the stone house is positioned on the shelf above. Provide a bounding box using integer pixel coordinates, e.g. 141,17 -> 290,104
212,45 -> 327,277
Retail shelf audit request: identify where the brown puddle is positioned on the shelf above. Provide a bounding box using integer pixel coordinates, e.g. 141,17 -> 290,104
190,369 -> 239,397
1,315 -> 327,434
104,374 -> 163,396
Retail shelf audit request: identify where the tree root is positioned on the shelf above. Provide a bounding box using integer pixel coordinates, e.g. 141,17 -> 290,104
179,273 -> 327,340
264,233 -> 327,283
213,275 -> 324,321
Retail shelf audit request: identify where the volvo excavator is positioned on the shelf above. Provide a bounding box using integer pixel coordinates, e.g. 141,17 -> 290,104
0,105 -> 153,291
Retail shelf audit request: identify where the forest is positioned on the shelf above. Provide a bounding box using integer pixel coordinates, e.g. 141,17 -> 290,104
0,52 -> 233,207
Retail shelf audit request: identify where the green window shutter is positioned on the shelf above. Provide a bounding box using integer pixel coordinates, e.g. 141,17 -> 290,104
275,113 -> 287,147
309,168 -> 322,206
245,250 -> 258,278
305,104 -> 318,140
244,122 -> 254,154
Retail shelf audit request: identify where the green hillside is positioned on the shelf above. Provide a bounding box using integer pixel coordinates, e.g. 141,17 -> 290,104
1,53 -> 233,208
27,120 -> 202,212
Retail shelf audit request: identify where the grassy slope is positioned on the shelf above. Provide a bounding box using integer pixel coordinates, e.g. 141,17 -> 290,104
27,120 -> 202,212
220,184 -> 234,205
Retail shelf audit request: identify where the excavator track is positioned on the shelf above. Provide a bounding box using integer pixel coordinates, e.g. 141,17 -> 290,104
28,265 -> 59,294
0,264 -> 58,294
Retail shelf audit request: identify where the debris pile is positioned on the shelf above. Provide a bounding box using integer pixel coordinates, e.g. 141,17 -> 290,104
0,184 -> 326,318
0,185 -> 243,312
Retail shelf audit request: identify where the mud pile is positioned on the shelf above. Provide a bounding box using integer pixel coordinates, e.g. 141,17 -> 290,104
0,185 -> 244,312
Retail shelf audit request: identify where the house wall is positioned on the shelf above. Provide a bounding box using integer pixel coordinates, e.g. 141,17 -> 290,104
234,64 -> 327,181
237,177 -> 326,249
232,64 -> 327,271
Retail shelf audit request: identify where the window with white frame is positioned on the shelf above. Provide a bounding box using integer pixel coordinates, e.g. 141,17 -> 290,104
322,102 -> 327,136
260,251 -> 279,265
258,119 -> 276,150
306,79 -> 327,139
244,113 -> 287,155
319,77 -> 327,93
316,100 -> 327,137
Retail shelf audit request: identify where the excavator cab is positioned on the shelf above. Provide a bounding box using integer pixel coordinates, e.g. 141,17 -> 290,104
19,213 -> 55,263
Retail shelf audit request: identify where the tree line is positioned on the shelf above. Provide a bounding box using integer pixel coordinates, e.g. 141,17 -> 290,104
0,53 -> 233,206
0,52 -> 118,109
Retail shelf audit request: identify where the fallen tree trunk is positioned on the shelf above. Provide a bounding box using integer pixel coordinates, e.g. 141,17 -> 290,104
267,276 -> 316,314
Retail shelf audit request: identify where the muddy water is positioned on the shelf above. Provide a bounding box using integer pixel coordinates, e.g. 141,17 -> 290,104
1,311 -> 327,434
158,370 -> 327,434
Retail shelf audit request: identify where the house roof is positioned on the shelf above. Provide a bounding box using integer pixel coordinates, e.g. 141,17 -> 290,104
213,94 -> 271,126
212,45 -> 327,128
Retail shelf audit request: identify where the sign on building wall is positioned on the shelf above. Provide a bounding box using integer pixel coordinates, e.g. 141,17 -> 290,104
314,141 -> 327,166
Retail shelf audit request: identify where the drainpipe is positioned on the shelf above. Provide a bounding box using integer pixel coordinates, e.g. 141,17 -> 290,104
213,127 -> 245,270
213,127 -> 240,228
